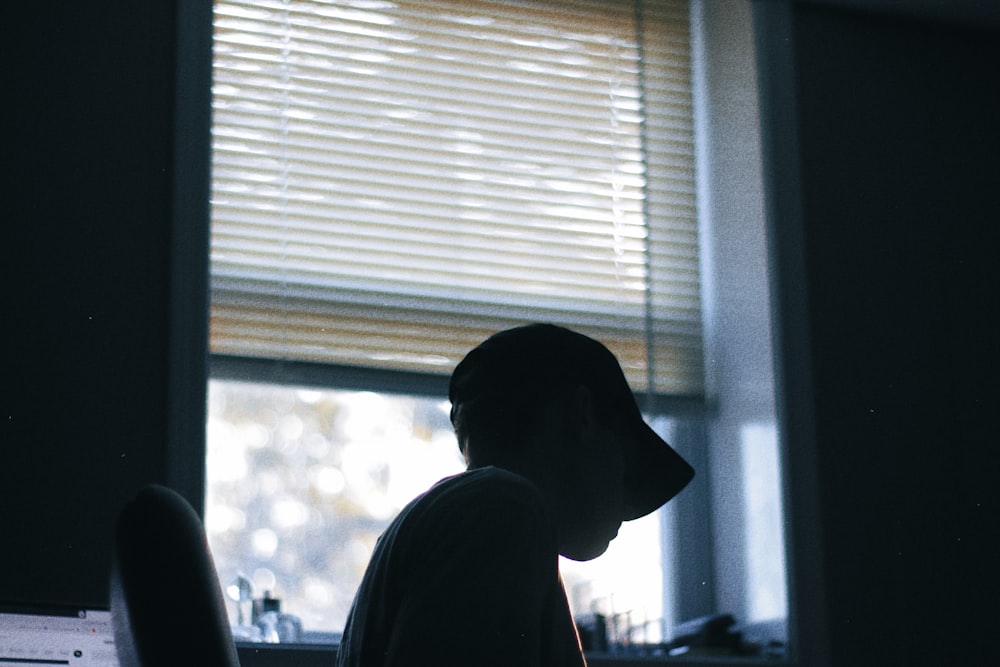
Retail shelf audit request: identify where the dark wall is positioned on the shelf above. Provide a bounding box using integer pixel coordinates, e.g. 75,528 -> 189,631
762,3 -> 998,664
3,1 -> 209,609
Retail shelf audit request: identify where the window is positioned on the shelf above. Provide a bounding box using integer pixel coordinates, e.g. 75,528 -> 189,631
206,380 -> 465,636
205,0 -> 788,656
209,0 -> 702,394
206,378 -> 680,643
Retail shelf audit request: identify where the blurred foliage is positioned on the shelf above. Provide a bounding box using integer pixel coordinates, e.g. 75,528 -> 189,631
205,380 -> 464,633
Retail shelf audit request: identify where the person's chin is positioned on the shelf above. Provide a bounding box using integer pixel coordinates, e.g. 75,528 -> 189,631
562,538 -> 612,562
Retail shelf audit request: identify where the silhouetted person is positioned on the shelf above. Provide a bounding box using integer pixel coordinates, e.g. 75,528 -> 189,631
336,323 -> 694,666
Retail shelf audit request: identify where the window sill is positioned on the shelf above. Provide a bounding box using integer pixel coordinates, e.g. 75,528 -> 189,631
235,642 -> 786,667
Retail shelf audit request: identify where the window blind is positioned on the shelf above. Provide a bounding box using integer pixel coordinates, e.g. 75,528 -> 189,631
210,0 -> 702,395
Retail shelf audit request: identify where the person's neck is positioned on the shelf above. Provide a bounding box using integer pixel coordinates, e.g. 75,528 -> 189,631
490,449 -> 578,554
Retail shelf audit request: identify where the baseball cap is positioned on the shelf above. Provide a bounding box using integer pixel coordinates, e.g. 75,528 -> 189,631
448,323 -> 694,520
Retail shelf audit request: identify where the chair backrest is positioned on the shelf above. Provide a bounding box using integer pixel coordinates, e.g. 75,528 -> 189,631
110,484 -> 240,667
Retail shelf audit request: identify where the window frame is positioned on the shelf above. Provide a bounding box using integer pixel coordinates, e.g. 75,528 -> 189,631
191,0 -> 799,664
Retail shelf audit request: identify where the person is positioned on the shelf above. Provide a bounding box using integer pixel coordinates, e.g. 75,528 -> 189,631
336,323 -> 694,666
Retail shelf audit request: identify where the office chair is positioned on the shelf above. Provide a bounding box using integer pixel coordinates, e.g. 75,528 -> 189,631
110,484 -> 241,667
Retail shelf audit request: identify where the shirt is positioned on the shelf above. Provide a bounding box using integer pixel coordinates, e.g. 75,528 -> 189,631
336,466 -> 587,667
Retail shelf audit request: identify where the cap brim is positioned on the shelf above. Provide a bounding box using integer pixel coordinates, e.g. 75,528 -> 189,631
623,421 -> 694,520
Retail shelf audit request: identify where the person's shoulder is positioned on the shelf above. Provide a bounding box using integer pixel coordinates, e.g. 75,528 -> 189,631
442,465 -> 537,489
428,466 -> 543,505
407,466 -> 549,531
374,468 -> 558,576
408,467 -> 555,558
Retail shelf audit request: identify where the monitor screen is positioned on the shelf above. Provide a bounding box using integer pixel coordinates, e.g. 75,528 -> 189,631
0,607 -> 117,666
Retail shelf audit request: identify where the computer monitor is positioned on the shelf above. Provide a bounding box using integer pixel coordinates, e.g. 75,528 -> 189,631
0,606 -> 118,666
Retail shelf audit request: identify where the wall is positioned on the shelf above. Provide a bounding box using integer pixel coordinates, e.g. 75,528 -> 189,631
2,1 -> 210,609
758,2 -> 998,664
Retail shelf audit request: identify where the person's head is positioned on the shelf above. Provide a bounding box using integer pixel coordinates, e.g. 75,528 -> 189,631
448,323 -> 694,560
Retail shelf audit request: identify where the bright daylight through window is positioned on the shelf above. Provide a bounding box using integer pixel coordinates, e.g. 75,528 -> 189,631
205,0 -> 787,655
207,380 -> 672,643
